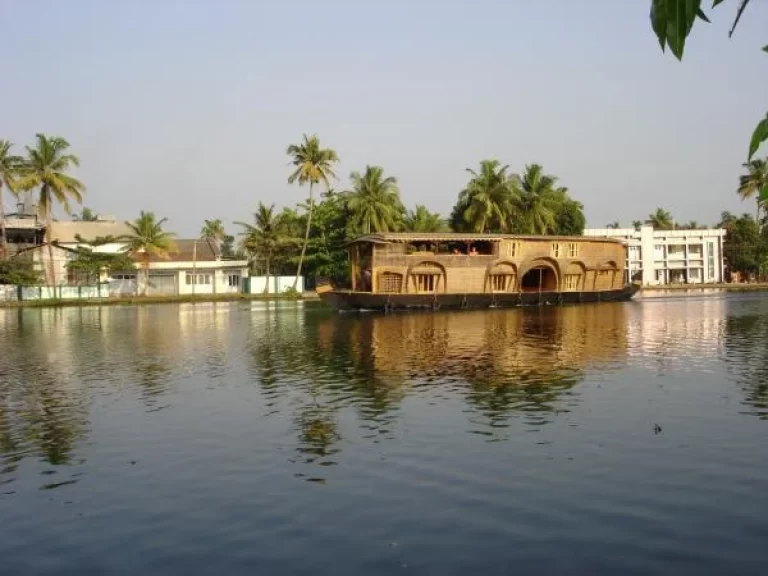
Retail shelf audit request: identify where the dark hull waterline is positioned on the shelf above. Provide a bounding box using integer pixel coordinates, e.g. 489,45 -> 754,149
319,284 -> 642,312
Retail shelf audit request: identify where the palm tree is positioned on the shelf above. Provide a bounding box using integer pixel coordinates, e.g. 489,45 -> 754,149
737,158 -> 768,224
646,208 -> 675,230
120,211 -> 176,296
606,221 -> 621,229
236,202 -> 288,294
287,134 -> 339,290
404,205 -> 447,233
514,164 -> 558,234
458,160 -> 518,233
0,141 -> 24,259
632,220 -> 644,230
346,165 -> 404,234
200,219 -> 226,244
15,135 -> 85,284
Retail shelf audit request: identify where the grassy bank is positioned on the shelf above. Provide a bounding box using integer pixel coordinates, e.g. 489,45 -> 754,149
0,291 -> 321,309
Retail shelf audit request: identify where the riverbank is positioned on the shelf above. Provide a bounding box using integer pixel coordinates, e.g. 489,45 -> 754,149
642,283 -> 768,293
0,291 -> 321,309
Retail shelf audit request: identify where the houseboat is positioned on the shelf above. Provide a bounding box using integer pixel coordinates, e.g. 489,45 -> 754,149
317,233 -> 640,311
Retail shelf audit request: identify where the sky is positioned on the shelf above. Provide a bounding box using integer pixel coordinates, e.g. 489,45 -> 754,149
2,0 -> 767,236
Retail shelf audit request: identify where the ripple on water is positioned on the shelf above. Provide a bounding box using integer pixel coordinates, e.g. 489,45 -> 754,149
1,297 -> 768,574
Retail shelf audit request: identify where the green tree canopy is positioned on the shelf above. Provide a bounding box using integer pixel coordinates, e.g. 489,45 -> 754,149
0,140 -> 25,259
236,202 -> 293,292
404,205 -> 447,233
513,164 -> 558,235
646,208 -> 675,230
453,160 -> 518,233
346,165 -> 404,235
286,134 -> 339,289
120,211 -> 176,295
737,158 -> 768,222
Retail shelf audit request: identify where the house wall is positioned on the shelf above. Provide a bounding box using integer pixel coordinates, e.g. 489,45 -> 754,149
247,276 -> 304,294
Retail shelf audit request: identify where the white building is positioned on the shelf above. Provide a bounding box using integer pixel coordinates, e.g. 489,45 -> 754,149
3,214 -> 249,295
583,225 -> 726,286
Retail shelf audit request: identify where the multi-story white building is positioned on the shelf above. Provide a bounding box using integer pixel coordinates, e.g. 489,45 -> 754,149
583,225 -> 726,286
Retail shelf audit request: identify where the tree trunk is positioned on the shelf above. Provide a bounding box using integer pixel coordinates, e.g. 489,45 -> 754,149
264,256 -> 270,294
143,255 -> 150,296
294,182 -> 314,290
46,212 -> 56,286
0,183 -> 7,259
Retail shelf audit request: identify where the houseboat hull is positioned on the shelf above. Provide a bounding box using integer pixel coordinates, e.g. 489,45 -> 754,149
318,283 -> 641,312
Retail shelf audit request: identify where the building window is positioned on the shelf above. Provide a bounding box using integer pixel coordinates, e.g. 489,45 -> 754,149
563,274 -> 580,291
227,273 -> 241,288
412,273 -> 438,293
551,243 -> 561,258
185,272 -> 212,285
111,273 -> 136,280
379,272 -> 403,293
707,242 -> 715,280
567,243 -> 579,258
506,242 -> 519,258
668,244 -> 685,258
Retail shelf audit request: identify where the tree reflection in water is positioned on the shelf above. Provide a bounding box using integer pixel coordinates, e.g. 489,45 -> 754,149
246,303 -> 629,477
724,310 -> 768,419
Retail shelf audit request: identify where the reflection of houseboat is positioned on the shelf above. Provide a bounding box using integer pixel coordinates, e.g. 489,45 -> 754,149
317,233 -> 640,311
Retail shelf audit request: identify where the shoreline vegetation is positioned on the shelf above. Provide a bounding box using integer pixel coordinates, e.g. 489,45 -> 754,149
1,131 -> 767,290
3,284 -> 768,310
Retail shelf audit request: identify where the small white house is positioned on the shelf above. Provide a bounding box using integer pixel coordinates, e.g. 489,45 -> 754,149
22,219 -> 249,295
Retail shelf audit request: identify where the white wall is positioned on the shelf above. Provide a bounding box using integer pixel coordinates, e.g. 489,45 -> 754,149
248,276 -> 303,294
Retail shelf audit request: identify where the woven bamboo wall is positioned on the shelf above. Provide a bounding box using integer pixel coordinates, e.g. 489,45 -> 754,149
367,237 -> 626,294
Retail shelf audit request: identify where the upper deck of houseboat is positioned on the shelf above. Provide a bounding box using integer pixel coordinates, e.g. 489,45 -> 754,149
345,233 -> 628,295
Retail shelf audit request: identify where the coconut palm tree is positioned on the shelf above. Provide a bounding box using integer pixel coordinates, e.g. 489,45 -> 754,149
346,165 -> 404,234
235,203 -> 289,294
120,211 -> 176,296
0,141 -> 25,259
632,220 -> 643,230
606,221 -> 621,229
457,160 -> 518,233
15,135 -> 85,284
287,134 -> 339,290
646,208 -> 675,230
737,157 -> 768,224
404,205 -> 447,233
200,219 -> 226,244
514,164 -> 558,235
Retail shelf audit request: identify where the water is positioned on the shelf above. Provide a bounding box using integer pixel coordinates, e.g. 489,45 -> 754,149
1,295 -> 767,575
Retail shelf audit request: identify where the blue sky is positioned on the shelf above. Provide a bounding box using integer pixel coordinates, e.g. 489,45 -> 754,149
2,0 -> 767,235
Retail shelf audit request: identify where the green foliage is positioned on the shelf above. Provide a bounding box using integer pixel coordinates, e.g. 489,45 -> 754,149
404,205 -> 447,233
722,213 -> 767,275
221,234 -> 237,259
449,161 -> 584,235
0,257 -> 40,285
455,160 -> 517,233
236,203 -> 295,290
66,247 -> 134,284
737,158 -> 768,219
0,140 -> 25,259
120,211 -> 177,295
550,189 -> 586,235
200,218 -> 226,242
346,165 -> 404,235
286,134 -> 340,288
16,134 -> 85,218
73,207 -> 97,221
646,208 -> 675,230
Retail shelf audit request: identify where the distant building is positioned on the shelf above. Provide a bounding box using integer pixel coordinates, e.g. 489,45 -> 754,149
2,212 -> 249,294
583,225 -> 726,286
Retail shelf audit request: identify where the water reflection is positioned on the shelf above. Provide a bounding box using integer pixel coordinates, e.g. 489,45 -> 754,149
2,296 -> 768,491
